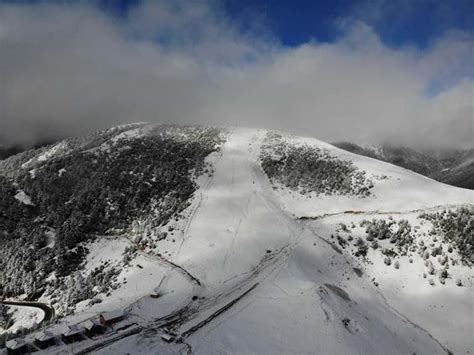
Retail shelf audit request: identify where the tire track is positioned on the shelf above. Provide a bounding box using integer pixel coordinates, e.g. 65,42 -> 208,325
179,283 -> 258,339
137,251 -> 202,286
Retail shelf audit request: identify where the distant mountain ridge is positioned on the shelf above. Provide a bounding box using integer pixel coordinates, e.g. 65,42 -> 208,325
0,139 -> 61,160
333,142 -> 474,190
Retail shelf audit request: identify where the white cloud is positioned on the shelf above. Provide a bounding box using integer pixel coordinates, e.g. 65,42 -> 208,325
0,0 -> 472,148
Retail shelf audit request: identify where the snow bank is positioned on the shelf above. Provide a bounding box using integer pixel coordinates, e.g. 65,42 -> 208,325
14,190 -> 34,205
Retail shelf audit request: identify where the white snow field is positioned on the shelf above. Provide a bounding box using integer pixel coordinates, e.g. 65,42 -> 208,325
0,306 -> 44,336
39,127 -> 473,355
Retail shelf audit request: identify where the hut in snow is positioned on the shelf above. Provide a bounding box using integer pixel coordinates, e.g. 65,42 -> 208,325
99,309 -> 125,327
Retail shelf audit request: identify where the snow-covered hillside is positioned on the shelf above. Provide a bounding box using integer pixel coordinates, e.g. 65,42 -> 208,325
1,125 -> 473,354
334,142 -> 474,190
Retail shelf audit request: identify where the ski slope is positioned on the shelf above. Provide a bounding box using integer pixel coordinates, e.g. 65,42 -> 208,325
84,127 -> 473,355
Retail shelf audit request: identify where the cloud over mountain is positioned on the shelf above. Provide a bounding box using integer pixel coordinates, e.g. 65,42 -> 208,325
0,0 -> 472,148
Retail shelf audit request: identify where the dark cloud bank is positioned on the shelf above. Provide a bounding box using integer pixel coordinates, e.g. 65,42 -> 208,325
0,0 -> 472,149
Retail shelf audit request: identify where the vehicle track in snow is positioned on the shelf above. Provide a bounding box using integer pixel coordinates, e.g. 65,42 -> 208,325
137,251 -> 202,287
222,144 -> 259,269
222,218 -> 242,268
179,283 -> 258,339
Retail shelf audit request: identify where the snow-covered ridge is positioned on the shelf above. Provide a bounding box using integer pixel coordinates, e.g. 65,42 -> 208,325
333,141 -> 474,190
268,131 -> 474,216
20,141 -> 70,169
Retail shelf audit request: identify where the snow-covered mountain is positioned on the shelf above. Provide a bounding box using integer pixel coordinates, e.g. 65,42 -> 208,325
0,124 -> 473,354
334,142 -> 474,190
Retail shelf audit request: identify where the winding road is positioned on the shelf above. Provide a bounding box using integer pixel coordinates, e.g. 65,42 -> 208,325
0,300 -> 55,323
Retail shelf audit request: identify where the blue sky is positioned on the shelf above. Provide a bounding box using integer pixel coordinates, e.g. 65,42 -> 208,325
225,0 -> 474,47
101,0 -> 473,48
4,0 -> 472,48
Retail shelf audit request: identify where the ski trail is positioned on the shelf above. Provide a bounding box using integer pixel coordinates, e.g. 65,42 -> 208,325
152,144 -> 224,293
222,218 -> 242,268
179,150 -> 222,254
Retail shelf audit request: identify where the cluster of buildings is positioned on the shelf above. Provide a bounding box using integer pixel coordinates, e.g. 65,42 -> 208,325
4,309 -> 125,354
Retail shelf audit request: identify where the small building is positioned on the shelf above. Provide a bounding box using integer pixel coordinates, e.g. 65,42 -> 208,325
61,324 -> 85,344
99,309 -> 125,327
34,331 -> 56,349
5,339 -> 27,355
160,327 -> 177,343
160,333 -> 175,343
81,320 -> 104,338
